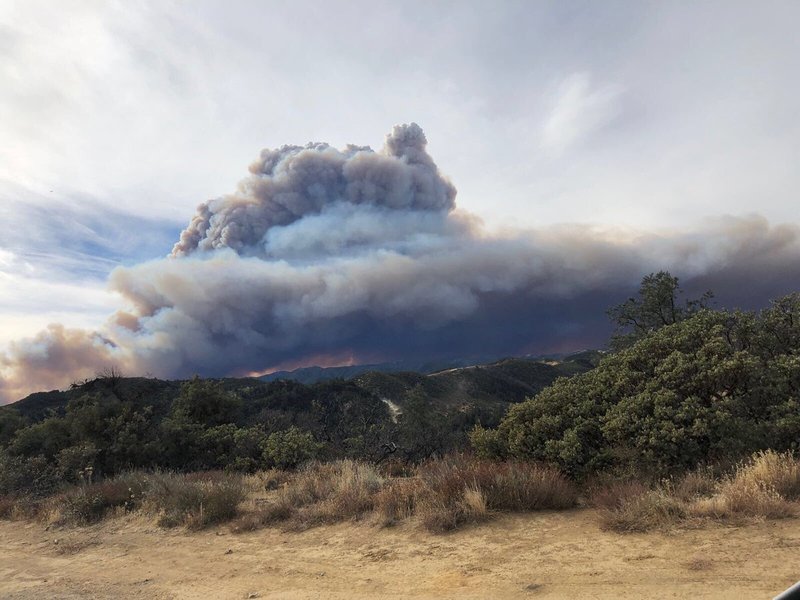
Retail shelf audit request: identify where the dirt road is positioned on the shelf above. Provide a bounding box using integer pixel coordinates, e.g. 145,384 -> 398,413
1,510 -> 798,599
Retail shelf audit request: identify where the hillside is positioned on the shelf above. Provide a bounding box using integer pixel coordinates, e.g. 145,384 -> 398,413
355,351 -> 603,412
7,352 -> 601,421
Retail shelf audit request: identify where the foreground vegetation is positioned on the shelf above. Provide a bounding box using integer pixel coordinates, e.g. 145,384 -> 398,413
1,450 -> 798,536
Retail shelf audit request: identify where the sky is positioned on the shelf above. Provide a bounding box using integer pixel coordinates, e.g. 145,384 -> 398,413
1,0 -> 799,401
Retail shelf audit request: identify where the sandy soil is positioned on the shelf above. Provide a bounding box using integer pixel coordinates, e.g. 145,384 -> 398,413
1,510 -> 798,599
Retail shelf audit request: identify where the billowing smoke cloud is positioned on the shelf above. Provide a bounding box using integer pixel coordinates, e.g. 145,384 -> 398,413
2,124 -> 800,404
172,123 -> 456,256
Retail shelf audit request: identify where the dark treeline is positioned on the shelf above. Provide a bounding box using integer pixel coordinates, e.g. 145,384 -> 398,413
0,372 -> 501,497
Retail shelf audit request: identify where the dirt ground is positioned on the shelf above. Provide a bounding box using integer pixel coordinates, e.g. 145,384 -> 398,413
1,509 -> 798,599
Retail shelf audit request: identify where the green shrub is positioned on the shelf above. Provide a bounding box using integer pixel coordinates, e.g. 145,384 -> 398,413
262,427 -> 322,470
475,294 -> 800,477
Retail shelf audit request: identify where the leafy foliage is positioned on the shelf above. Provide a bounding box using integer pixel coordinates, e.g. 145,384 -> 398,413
608,271 -> 713,350
474,291 -> 800,477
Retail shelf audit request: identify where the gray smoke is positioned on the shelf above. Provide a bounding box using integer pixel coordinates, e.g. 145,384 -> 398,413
172,123 -> 456,256
2,124 -> 800,404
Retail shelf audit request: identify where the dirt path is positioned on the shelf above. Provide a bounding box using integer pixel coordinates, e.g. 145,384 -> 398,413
1,510 -> 798,599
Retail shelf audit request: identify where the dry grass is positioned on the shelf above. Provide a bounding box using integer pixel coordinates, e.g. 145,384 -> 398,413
731,450 -> 800,500
0,495 -> 16,519
415,456 -> 577,532
22,471 -> 248,529
374,478 -> 423,527
143,472 -> 247,529
688,452 -> 799,520
594,452 -> 800,532
672,469 -> 717,502
279,460 -> 384,528
8,451 -> 798,536
598,489 -> 687,533
229,456 -> 576,534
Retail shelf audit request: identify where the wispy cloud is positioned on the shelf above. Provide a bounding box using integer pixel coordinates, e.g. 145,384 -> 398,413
541,72 -> 623,156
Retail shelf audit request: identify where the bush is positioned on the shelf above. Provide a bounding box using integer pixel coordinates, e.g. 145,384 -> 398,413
475,295 -> 800,477
143,472 -> 247,529
597,489 -> 686,532
415,455 -> 576,532
262,428 -> 322,470
0,452 -> 60,497
374,478 -> 422,527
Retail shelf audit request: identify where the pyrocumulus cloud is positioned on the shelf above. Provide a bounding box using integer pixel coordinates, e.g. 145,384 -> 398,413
2,124 -> 800,404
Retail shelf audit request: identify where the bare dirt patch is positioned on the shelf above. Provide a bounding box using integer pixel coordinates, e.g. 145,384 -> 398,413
1,510 -> 798,599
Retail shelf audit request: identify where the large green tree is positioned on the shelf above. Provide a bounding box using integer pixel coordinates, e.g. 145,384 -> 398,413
607,271 -> 713,350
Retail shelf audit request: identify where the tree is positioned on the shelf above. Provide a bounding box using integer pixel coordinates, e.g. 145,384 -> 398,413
171,377 -> 241,427
397,385 -> 449,461
472,297 -> 800,477
607,271 -> 713,350
261,427 -> 321,469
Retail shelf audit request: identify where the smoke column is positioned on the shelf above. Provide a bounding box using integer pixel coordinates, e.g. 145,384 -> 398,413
2,124 -> 800,403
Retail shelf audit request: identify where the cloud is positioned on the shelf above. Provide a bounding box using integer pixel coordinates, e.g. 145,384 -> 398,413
2,124 -> 800,404
541,72 -> 623,155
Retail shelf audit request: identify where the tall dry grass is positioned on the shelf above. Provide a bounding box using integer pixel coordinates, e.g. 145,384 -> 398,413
690,451 -> 799,520
4,450 -> 796,536
414,455 -> 577,532
595,451 -> 800,532
232,456 -> 576,533
32,471 -> 247,529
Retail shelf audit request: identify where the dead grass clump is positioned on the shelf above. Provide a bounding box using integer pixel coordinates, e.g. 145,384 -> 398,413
598,489 -> 687,533
688,452 -> 799,521
378,458 -> 416,478
672,469 -> 717,502
56,473 -> 149,526
487,461 -> 577,511
232,461 -> 387,532
732,450 -> 800,500
287,460 -> 384,527
254,468 -> 292,492
690,481 -> 793,520
143,472 -> 247,530
0,495 -> 16,519
229,501 -> 295,533
589,480 -> 650,511
415,455 -> 575,532
374,478 -> 423,527
415,488 -> 486,532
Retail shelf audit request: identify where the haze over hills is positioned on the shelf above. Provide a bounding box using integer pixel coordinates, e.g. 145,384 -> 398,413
258,350 -> 600,385
8,351 -> 602,420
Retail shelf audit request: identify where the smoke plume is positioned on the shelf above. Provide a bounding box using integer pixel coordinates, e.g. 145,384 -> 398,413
2,124 -> 800,404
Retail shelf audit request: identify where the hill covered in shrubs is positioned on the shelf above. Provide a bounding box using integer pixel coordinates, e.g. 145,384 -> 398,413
0,352 -> 596,498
